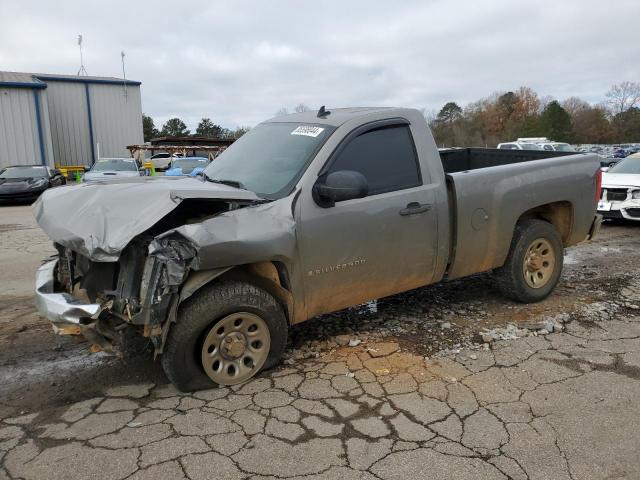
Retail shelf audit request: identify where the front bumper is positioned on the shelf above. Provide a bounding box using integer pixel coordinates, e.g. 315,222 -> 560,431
597,202 -> 640,221
0,189 -> 45,201
35,260 -> 105,334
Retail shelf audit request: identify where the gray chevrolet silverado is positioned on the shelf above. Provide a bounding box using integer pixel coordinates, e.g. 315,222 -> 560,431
34,107 -> 602,390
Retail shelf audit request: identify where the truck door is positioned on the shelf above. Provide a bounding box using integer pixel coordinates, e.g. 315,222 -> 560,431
297,121 -> 439,319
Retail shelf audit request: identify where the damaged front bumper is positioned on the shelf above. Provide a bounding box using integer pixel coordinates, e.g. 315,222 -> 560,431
35,259 -> 122,352
35,236 -> 196,354
35,259 -> 104,334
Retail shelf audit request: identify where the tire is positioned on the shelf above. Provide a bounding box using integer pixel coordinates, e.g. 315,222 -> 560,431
161,281 -> 288,392
495,219 -> 563,303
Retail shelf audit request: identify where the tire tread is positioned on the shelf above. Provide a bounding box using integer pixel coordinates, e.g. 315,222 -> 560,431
495,219 -> 563,303
161,281 -> 288,392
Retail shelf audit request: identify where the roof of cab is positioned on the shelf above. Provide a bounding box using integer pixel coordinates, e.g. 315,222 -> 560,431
265,107 -> 402,127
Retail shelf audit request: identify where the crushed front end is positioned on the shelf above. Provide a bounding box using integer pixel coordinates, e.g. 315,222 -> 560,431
35,236 -> 195,355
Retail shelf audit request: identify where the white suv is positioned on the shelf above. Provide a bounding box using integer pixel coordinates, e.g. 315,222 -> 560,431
497,142 -> 542,150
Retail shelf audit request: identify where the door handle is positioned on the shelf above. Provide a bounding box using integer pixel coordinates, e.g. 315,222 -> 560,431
399,202 -> 432,216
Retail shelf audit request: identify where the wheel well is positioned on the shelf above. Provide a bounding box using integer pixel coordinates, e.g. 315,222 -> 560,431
211,262 -> 295,324
517,201 -> 573,245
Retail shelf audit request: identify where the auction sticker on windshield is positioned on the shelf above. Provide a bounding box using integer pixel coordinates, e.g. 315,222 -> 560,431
291,126 -> 325,137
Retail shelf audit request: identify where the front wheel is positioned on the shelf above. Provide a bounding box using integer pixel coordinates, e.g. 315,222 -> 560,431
161,281 -> 288,391
494,219 -> 563,303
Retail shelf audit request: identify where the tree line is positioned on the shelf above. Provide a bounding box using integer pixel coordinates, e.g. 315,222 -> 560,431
428,82 -> 640,148
142,115 -> 250,142
142,103 -> 313,143
142,82 -> 640,147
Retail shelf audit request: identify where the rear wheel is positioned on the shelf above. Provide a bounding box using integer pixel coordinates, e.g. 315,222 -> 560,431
495,219 -> 563,303
161,281 -> 288,391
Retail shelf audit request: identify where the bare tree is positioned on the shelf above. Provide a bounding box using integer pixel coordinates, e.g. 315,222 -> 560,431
606,81 -> 640,114
420,108 -> 437,125
275,107 -> 289,116
562,96 -> 590,116
294,103 -> 311,113
538,95 -> 555,112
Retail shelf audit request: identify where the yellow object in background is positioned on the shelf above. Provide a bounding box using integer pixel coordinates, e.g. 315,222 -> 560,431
142,161 -> 156,176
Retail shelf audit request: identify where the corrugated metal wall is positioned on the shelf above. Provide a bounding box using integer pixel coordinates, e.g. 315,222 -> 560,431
0,87 -> 53,167
37,89 -> 56,165
89,83 -> 143,158
0,74 -> 143,169
44,81 -> 94,166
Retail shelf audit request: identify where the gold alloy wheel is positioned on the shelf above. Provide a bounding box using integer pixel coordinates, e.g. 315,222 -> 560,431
522,237 -> 556,289
201,312 -> 271,385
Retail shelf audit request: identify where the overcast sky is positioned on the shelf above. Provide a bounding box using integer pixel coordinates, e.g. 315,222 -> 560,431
1,0 -> 638,130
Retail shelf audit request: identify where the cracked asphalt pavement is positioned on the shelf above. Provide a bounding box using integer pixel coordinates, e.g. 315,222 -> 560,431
1,205 -> 640,480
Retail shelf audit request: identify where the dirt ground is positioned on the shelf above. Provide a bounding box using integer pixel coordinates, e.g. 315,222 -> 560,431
1,204 -> 640,480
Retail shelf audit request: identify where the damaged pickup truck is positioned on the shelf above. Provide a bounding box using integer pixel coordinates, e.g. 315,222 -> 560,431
34,107 -> 603,391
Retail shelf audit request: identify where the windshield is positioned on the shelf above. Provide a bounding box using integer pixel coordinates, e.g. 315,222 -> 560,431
172,158 -> 208,173
91,159 -> 138,172
553,143 -> 575,152
203,122 -> 336,198
0,166 -> 48,179
609,157 -> 640,174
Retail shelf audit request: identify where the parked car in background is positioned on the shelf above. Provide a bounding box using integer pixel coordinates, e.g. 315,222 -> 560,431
84,158 -> 142,182
498,138 -> 575,153
537,142 -> 575,152
164,157 -> 210,177
612,148 -> 628,159
497,142 -> 542,150
598,153 -> 640,221
0,165 -> 66,202
150,152 -> 182,171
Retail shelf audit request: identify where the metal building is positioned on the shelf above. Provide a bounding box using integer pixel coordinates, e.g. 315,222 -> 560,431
0,71 -> 143,169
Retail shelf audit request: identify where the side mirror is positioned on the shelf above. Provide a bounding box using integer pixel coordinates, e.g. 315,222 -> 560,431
313,170 -> 368,208
600,167 -> 609,173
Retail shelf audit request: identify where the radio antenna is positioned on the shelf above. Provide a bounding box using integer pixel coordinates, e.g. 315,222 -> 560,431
77,35 -> 88,76
121,51 -> 128,100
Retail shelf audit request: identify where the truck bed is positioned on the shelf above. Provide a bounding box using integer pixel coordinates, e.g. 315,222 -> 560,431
439,149 -> 599,281
439,148 -> 575,174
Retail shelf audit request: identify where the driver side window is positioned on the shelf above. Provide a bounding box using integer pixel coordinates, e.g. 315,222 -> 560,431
328,125 -> 421,196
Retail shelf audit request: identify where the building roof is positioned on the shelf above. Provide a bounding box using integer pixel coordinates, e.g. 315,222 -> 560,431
0,70 -> 141,89
0,71 -> 46,89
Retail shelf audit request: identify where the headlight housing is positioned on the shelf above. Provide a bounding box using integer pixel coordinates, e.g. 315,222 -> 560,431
632,190 -> 640,200
30,178 -> 48,189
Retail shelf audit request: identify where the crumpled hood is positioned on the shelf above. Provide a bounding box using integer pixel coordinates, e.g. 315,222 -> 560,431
33,175 -> 261,261
602,172 -> 640,188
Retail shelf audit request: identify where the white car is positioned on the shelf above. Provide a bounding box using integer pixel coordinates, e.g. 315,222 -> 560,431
597,153 -> 640,221
150,152 -> 182,171
496,142 -> 542,150
537,142 -> 575,152
84,158 -> 142,182
498,137 -> 575,152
